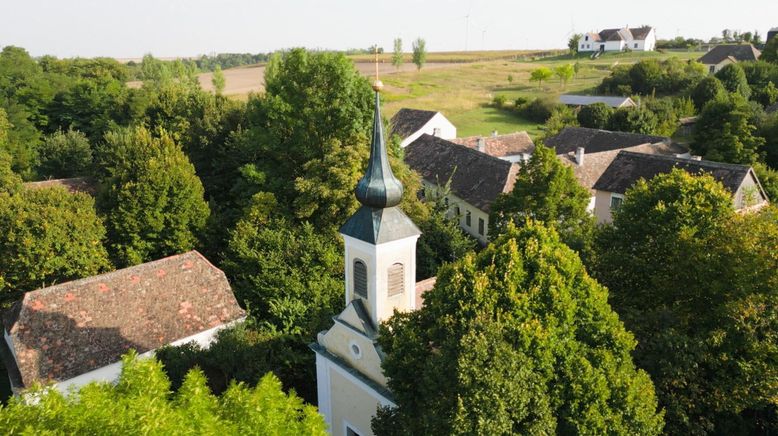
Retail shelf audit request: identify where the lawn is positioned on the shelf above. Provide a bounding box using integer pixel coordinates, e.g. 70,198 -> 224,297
378,50 -> 706,140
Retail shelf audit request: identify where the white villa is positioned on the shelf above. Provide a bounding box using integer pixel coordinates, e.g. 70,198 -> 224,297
579,26 -> 656,52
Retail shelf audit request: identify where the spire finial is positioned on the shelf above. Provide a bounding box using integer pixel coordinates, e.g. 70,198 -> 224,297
372,45 -> 383,92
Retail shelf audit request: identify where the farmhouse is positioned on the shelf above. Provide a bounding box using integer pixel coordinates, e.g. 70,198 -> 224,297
698,44 -> 761,74
593,151 -> 769,223
559,95 -> 636,109
0,251 -> 245,396
579,26 -> 656,52
405,134 -> 518,244
451,131 -> 535,163
389,108 -> 456,147
545,127 -> 686,211
312,82 -> 429,436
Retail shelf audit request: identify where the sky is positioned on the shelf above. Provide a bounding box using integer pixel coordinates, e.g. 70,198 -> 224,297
1,0 -> 776,59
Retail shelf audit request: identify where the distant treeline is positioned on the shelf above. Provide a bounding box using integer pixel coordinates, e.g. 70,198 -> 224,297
125,52 -> 271,78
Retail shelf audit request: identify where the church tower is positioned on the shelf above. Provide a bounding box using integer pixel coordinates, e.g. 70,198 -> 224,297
311,72 -> 421,436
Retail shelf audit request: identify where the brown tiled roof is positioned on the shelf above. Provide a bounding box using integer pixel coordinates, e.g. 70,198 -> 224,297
629,26 -> 653,40
593,151 -> 762,197
389,108 -> 438,138
23,177 -> 97,195
2,251 -> 245,388
414,277 -> 437,309
559,142 -> 688,191
698,44 -> 761,64
404,134 -> 518,212
451,132 -> 535,158
545,127 -> 669,155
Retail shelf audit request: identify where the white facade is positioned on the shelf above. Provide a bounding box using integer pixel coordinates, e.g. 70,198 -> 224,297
399,112 -> 456,148
579,28 -> 656,52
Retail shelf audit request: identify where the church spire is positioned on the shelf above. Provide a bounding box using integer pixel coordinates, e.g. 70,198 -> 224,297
354,50 -> 403,209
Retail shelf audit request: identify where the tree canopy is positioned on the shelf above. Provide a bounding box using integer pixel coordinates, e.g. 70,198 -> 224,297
373,222 -> 664,435
592,169 -> 777,434
412,38 -> 427,71
0,352 -> 327,435
693,93 -> 764,164
96,125 -> 210,267
0,186 -> 111,307
36,128 -> 93,179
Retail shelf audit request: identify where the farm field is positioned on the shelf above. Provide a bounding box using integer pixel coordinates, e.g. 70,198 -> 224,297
136,49 -> 706,138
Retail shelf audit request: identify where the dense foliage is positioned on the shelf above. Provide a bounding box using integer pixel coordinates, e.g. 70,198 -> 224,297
36,128 -> 93,178
0,352 -> 326,435
592,170 -> 777,434
693,93 -> 764,164
598,58 -> 706,96
0,186 -> 111,307
373,222 -> 664,435
96,126 -> 210,267
490,144 -> 594,256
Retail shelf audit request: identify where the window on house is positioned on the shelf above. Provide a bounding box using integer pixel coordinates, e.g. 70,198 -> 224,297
610,195 -> 624,210
709,65 -> 715,74
634,43 -> 638,48
585,35 -> 589,41
465,210 -> 472,226
387,263 -> 404,297
455,206 -> 461,216
353,259 -> 367,299
478,218 -> 485,236
433,127 -> 441,137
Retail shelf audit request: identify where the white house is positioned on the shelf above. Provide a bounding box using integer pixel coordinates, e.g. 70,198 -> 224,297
312,81 -> 429,436
389,108 -> 456,148
593,151 -> 769,223
404,134 -> 519,244
0,251 -> 245,396
579,26 -> 656,52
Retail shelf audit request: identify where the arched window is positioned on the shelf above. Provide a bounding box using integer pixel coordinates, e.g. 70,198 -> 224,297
387,263 -> 404,297
353,259 -> 367,299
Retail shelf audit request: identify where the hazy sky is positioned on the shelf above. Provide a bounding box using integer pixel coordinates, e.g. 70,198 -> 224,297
1,0 -> 776,59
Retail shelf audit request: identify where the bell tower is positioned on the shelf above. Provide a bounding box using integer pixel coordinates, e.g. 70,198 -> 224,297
339,73 -> 421,325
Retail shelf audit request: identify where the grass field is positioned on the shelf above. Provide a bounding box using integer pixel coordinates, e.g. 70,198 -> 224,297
348,49 -> 564,63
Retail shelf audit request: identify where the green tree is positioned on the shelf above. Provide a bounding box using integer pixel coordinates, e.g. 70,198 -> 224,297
0,186 -> 111,307
753,162 -> 778,200
529,67 -> 554,88
568,33 -> 582,56
36,129 -> 93,178
412,37 -> 427,71
691,76 -> 727,110
629,59 -> 663,94
373,222 -> 664,435
715,63 -> 751,99
608,107 -> 659,134
693,93 -> 764,164
96,126 -> 210,267
554,64 -> 575,88
577,102 -> 613,129
0,150 -> 22,195
542,105 -> 579,139
761,35 -> 778,63
593,170 -> 778,434
490,144 -> 594,254
212,65 -> 226,95
392,38 -> 403,69
759,111 -> 778,168
0,351 -> 326,435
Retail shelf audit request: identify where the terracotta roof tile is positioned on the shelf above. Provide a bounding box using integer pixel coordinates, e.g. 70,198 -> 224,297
451,132 -> 535,158
23,177 -> 97,195
2,251 -> 244,388
414,277 -> 436,308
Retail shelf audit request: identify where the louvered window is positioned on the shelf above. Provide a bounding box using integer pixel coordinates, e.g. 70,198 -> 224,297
353,259 -> 367,299
387,263 -> 404,297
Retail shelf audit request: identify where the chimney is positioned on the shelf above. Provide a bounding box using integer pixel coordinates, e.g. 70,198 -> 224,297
575,147 -> 585,165
477,137 -> 486,152
491,130 -> 498,137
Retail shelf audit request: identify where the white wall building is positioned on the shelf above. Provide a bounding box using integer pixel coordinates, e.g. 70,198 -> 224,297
579,26 -> 656,52
389,108 -> 456,148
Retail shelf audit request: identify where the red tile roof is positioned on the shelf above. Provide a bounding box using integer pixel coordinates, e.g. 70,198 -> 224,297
2,251 -> 245,388
452,132 -> 535,158
23,177 -> 97,195
415,277 -> 437,308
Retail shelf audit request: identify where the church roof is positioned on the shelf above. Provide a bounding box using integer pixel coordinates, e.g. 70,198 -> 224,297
340,206 -> 421,244
2,251 -> 245,388
334,299 -> 377,339
355,92 -> 404,209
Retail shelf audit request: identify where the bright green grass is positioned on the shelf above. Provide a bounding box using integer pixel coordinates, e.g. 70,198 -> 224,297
449,106 -> 544,138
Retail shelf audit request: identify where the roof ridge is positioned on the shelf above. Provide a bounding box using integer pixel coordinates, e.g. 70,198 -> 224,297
419,134 -> 513,167
617,151 -> 751,170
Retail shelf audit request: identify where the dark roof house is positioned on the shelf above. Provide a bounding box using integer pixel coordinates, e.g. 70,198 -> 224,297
545,127 -> 668,155
1,251 -> 245,391
698,44 -> 761,65
594,151 -> 769,208
559,95 -> 636,108
389,108 -> 438,138
404,134 -> 518,212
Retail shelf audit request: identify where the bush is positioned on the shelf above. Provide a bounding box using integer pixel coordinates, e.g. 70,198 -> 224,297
36,129 -> 93,179
609,107 -> 659,134
491,94 -> 507,108
690,76 -> 727,111
519,97 -> 559,123
577,102 -> 613,129
715,63 -> 751,99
